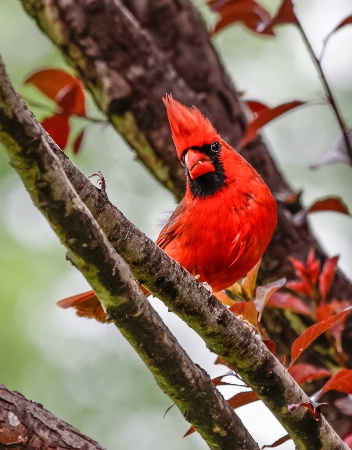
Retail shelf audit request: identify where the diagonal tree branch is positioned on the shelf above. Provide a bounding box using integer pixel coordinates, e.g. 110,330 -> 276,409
0,385 -> 105,450
0,56 -> 259,450
0,55 -> 348,450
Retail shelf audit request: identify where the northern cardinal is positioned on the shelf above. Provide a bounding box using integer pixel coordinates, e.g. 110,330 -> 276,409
58,95 -> 277,322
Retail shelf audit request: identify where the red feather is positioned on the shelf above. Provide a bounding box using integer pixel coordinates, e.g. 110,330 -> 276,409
57,95 -> 277,322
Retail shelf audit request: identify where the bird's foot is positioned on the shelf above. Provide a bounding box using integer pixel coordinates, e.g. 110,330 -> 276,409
201,281 -> 213,295
194,275 -> 213,295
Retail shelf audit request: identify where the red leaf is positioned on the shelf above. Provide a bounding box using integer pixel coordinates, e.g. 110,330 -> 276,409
263,0 -> 297,33
290,308 -> 352,366
309,198 -> 350,216
306,248 -> 320,285
253,277 -> 286,320
319,256 -> 339,302
286,250 -> 321,295
214,355 -> 232,368
212,1 -> 274,36
289,255 -> 309,280
184,425 -> 196,437
285,280 -> 312,297
288,401 -> 328,420
288,363 -> 331,385
73,130 -> 85,154
240,101 -> 305,147
315,304 -> 333,323
57,83 -> 86,116
211,371 -> 237,387
310,130 -> 352,168
316,301 -> 351,352
24,68 -> 85,116
319,370 -> 352,399
267,292 -> 313,317
229,301 -> 258,326
324,15 -> 352,47
262,339 -> 277,356
227,390 -> 259,409
343,432 -> 352,447
316,300 -> 351,322
246,100 -> 269,115
262,434 -> 292,449
42,114 -> 70,150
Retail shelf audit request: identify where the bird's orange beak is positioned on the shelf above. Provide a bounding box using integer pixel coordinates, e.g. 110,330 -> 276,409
184,149 -> 215,180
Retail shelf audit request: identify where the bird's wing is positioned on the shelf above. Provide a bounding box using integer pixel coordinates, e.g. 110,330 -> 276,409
156,198 -> 187,250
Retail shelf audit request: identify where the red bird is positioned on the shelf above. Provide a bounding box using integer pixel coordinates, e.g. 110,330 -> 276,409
58,95 -> 277,322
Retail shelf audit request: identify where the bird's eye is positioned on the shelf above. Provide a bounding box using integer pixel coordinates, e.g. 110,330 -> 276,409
211,141 -> 221,153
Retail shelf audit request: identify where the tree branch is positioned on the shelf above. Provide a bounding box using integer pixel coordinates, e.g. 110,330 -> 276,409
0,55 -> 348,450
0,385 -> 104,450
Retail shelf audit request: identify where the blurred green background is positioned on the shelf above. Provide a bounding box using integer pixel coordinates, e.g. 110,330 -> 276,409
0,1 -> 351,449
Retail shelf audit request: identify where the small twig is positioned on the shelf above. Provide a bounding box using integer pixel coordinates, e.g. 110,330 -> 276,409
295,17 -> 352,164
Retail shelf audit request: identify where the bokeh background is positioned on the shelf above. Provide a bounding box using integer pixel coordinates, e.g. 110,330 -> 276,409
0,1 -> 351,449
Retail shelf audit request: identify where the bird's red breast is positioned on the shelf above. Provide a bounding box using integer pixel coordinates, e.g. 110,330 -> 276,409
57,95 -> 277,322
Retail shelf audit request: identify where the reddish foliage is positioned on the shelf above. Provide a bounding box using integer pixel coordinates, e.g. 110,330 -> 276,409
315,300 -> 350,349
286,249 -> 321,298
229,301 -> 258,326
254,277 -> 286,320
24,68 -> 86,152
41,114 -> 70,150
239,100 -> 305,148
290,308 -> 352,365
343,432 -> 352,447
309,198 -> 349,216
210,0 -> 274,36
73,131 -> 85,154
246,100 -> 269,115
262,434 -> 292,449
214,355 -> 232,369
263,0 -> 297,33
25,68 -> 85,115
288,400 -> 328,420
319,256 -> 339,302
285,279 -> 313,297
183,425 -> 196,437
262,339 -> 277,356
325,15 -> 352,45
211,371 -> 238,387
227,390 -> 259,409
266,292 -> 313,318
319,370 -> 352,399
288,363 -> 331,385
315,300 -> 350,323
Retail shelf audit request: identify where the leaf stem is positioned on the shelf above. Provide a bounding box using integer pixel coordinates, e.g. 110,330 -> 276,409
295,17 -> 352,164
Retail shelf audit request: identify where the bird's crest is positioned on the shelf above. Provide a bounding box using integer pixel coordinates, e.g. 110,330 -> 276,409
163,94 -> 219,158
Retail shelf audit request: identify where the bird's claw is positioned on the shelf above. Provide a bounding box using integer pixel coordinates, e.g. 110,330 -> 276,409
201,281 -> 213,295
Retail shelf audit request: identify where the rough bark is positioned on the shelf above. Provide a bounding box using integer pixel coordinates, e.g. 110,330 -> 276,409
0,385 -> 104,450
0,56 -> 349,450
